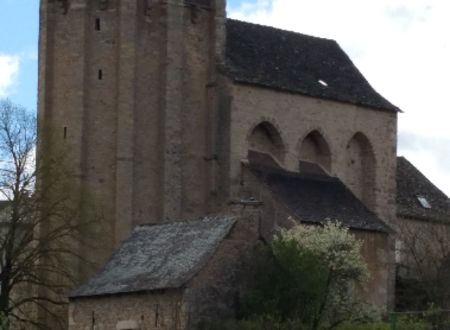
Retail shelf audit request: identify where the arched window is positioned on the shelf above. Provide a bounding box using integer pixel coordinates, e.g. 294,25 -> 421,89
248,122 -> 285,163
298,130 -> 331,174
345,133 -> 376,209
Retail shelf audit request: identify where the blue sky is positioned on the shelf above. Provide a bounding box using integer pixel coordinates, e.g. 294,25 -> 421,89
0,0 -> 242,111
1,0 -> 450,195
0,0 -> 39,111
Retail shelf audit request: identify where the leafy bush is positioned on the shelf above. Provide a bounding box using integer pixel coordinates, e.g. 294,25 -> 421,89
242,240 -> 329,323
0,312 -> 8,330
241,221 -> 370,329
335,321 -> 389,330
199,316 -> 307,330
336,316 -> 428,330
394,316 -> 428,330
200,316 -> 429,330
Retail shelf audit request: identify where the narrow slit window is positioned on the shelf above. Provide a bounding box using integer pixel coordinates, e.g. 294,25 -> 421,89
98,69 -> 103,80
154,304 -> 160,327
63,126 -> 67,139
95,18 -> 101,31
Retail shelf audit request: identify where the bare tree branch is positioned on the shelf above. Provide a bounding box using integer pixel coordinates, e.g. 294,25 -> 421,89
0,99 -> 99,329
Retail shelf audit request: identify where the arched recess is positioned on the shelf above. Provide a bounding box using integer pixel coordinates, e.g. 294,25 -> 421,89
298,130 -> 331,174
345,132 -> 376,209
248,121 -> 286,163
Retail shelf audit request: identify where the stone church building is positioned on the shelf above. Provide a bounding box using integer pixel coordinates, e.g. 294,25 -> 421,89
36,0 -> 450,329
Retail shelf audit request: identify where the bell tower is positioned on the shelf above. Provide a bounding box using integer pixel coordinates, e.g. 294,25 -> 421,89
38,0 -> 226,271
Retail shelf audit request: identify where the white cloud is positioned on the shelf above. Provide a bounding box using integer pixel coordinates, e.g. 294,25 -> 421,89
229,0 -> 450,195
0,54 -> 20,98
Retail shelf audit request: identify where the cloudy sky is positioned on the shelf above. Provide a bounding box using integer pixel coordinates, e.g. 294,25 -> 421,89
1,0 -> 449,195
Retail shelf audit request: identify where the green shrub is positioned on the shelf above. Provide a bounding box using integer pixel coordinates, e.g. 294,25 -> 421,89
336,316 -> 428,330
335,321 -> 389,330
198,316 -> 307,330
200,316 -> 429,330
242,241 -> 329,324
394,316 -> 428,330
242,221 -> 370,329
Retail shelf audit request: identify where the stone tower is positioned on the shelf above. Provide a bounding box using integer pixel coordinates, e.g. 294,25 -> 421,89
38,0 -> 227,270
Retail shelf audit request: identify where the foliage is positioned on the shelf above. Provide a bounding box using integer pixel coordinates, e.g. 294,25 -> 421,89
396,220 -> 450,311
199,316 -> 307,330
0,99 -> 95,329
0,312 -> 7,330
200,316 -> 429,330
241,221 -> 369,329
334,321 -> 388,330
336,315 -> 427,330
242,240 -> 328,323
392,316 -> 428,330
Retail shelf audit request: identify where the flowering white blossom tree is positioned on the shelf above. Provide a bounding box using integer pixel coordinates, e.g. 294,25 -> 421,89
276,221 -> 369,329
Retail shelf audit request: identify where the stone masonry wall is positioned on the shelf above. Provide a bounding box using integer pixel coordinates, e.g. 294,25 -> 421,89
228,83 -> 398,225
68,290 -> 186,330
68,208 -> 262,330
38,0 -> 226,272
353,230 -> 392,310
396,216 -> 450,279
240,166 -> 393,310
183,206 -> 261,328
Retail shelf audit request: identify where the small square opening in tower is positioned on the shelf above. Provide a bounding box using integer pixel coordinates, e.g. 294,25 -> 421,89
98,70 -> 103,80
95,18 -> 101,31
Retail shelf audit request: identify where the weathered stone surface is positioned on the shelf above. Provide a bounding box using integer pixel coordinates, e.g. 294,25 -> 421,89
38,0 -> 402,328
69,208 -> 261,330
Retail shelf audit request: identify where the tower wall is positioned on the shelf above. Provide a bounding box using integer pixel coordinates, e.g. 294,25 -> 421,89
38,0 -> 226,272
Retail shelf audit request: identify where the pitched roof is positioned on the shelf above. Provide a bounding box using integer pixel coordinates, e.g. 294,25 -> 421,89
185,0 -> 211,7
70,215 -> 236,298
225,19 -> 399,113
397,156 -> 450,223
247,153 -> 389,232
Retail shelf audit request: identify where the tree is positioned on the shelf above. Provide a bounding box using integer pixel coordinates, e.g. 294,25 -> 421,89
0,99 -> 90,329
396,219 -> 450,311
243,221 -> 369,329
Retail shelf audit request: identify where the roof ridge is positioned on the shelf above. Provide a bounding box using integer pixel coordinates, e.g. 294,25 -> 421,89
397,156 -> 449,199
225,19 -> 400,112
134,214 -> 236,230
226,18 -> 337,43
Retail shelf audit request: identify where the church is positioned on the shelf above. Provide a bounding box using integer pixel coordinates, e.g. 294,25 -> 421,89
36,0 -> 450,329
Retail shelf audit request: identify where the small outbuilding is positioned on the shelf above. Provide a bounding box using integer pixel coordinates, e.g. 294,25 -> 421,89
68,214 -> 260,330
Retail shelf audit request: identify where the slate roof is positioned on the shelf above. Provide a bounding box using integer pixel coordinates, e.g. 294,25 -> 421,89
247,153 -> 389,232
185,0 -> 211,7
70,215 -> 236,298
397,156 -> 450,223
225,19 -> 399,113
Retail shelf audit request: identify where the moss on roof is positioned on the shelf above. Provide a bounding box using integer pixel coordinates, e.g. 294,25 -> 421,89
70,215 -> 237,298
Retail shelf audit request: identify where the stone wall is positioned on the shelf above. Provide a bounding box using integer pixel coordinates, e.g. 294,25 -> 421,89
183,206 -> 261,328
68,208 -> 262,330
240,167 -> 394,310
38,0 -> 226,271
228,83 -> 398,225
68,290 -> 186,330
353,230 -> 393,310
396,216 -> 450,279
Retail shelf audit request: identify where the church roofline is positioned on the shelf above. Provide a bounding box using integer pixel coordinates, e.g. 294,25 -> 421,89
225,19 -> 400,113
